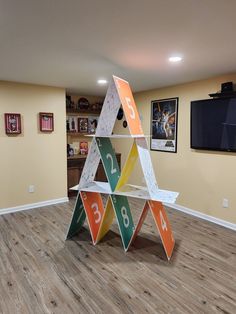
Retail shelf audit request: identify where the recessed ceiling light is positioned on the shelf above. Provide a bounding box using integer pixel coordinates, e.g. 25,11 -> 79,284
169,56 -> 182,63
97,79 -> 108,85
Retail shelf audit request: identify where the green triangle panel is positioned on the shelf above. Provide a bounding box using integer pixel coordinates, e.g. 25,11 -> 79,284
110,194 -> 134,250
95,137 -> 120,191
66,193 -> 86,239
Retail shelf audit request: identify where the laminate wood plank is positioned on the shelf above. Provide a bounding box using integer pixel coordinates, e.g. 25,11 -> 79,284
0,197 -> 235,314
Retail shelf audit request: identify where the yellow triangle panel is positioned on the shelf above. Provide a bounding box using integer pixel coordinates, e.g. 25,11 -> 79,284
96,197 -> 115,243
115,141 -> 138,191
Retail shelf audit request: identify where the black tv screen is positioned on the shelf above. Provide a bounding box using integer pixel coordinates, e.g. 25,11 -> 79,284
191,97 -> 236,152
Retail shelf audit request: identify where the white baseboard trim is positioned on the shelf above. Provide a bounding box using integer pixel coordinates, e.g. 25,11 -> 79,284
165,202 -> 236,231
0,197 -> 69,216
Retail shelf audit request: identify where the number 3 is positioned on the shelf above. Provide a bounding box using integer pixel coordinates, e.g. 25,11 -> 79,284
91,203 -> 101,224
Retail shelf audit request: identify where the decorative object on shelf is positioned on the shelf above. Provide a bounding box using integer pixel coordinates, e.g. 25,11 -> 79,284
66,75 -> 179,261
79,141 -> 88,155
69,142 -> 80,155
151,97 -> 178,153
123,120 -> 127,128
39,112 -> 54,132
97,102 -> 103,111
78,97 -> 89,110
66,119 -> 70,132
67,144 -> 74,157
209,81 -> 236,98
67,116 -> 77,132
88,117 -> 99,134
78,117 -> 88,133
66,95 -> 72,109
5,113 -> 21,135
67,144 -> 70,157
89,102 -> 99,111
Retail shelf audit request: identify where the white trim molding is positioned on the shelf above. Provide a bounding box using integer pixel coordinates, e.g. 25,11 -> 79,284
165,202 -> 236,232
0,197 -> 69,216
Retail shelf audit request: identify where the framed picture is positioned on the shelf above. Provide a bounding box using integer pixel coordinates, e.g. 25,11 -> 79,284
88,117 -> 99,134
151,97 -> 178,153
5,113 -> 21,134
67,116 -> 77,133
78,117 -> 88,133
39,112 -> 54,132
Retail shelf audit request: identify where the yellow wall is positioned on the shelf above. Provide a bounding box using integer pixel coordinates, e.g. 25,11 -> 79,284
0,81 -> 67,209
113,73 -> 236,224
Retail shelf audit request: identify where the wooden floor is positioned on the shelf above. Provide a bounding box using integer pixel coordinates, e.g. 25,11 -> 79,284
0,197 -> 235,314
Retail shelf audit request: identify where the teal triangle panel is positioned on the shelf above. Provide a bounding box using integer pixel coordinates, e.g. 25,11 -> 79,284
95,137 -> 120,191
66,193 -> 86,239
110,194 -> 134,250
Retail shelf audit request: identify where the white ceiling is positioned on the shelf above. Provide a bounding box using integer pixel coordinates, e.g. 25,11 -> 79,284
1,0 -> 236,96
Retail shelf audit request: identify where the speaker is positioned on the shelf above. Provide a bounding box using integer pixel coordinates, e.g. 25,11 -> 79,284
221,82 -> 233,93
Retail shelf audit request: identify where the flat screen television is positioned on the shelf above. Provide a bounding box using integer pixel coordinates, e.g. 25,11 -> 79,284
191,97 -> 236,152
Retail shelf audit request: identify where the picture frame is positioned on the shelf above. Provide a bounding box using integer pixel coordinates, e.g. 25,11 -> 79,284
88,117 -> 99,134
78,117 -> 88,133
5,113 -> 22,134
67,116 -> 77,133
39,112 -> 54,132
150,97 -> 178,153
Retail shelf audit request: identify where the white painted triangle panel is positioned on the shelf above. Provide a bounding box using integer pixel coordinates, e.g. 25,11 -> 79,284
78,181 -> 112,194
95,78 -> 121,136
152,189 -> 179,204
135,137 -> 159,197
78,138 -> 100,189
114,184 -> 179,204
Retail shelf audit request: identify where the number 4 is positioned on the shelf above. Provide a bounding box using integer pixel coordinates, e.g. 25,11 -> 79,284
160,211 -> 167,231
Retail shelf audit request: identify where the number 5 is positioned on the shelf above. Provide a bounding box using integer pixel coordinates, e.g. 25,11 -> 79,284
125,97 -> 135,119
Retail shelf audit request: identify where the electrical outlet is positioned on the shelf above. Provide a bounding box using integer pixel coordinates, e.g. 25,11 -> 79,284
28,185 -> 35,193
222,198 -> 229,208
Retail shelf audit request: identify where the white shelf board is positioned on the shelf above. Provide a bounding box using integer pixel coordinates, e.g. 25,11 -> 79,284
85,134 -> 151,138
70,181 -> 112,194
70,182 -> 178,204
115,184 -> 179,204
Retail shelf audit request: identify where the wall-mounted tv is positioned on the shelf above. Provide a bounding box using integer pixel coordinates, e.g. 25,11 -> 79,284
191,97 -> 236,152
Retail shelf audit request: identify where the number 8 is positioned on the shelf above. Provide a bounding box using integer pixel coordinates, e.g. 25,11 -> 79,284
121,206 -> 129,228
